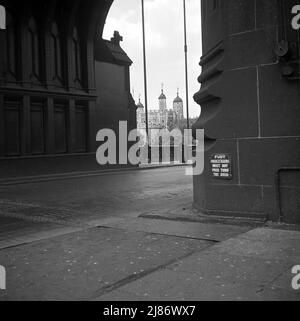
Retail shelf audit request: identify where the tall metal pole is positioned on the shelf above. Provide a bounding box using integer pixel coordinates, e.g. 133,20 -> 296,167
183,0 -> 190,129
141,0 -> 149,137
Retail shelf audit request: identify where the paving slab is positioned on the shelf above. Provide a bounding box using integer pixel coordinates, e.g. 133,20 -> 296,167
0,216 -> 81,250
95,228 -> 300,301
0,227 -> 211,301
141,206 -> 266,227
209,228 -> 300,261
98,217 -> 251,242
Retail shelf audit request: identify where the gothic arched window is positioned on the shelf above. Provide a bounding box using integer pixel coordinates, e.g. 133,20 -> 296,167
72,27 -> 82,85
51,22 -> 63,83
6,11 -> 19,81
0,5 -> 6,29
28,17 -> 41,80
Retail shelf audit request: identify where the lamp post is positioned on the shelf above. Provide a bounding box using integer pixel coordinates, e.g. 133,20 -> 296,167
183,0 -> 190,129
141,0 -> 149,137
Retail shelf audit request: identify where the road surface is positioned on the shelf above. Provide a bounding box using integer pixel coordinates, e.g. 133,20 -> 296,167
0,166 -> 193,234
0,166 -> 299,301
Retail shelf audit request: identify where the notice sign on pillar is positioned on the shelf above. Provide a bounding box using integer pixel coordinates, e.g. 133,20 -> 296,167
210,154 -> 233,180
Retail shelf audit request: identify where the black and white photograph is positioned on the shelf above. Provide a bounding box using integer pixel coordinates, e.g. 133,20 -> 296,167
0,0 -> 300,305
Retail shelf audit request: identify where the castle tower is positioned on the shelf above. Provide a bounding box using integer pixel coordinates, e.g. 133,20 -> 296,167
173,89 -> 184,120
158,84 -> 167,113
136,96 -> 146,130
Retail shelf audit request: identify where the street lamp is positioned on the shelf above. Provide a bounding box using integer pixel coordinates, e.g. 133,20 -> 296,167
183,0 -> 190,129
141,0 -> 149,137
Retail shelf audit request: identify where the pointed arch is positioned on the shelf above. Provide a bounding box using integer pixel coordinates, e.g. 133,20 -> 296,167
28,16 -> 41,80
50,22 -> 63,83
72,26 -> 82,86
5,10 -> 19,81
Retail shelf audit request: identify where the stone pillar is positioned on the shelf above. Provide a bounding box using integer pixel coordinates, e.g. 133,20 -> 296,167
193,0 -> 300,223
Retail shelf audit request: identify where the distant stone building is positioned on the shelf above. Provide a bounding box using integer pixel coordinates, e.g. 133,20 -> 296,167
136,98 -> 146,130
95,31 -> 137,134
148,110 -> 162,129
136,87 -> 184,132
158,87 -> 167,114
173,90 -> 184,125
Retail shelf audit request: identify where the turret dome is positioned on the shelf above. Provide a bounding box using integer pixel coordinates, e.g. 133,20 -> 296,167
173,90 -> 183,103
159,89 -> 166,100
136,98 -> 144,108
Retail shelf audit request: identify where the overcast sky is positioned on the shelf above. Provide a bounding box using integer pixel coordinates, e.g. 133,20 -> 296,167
103,0 -> 202,118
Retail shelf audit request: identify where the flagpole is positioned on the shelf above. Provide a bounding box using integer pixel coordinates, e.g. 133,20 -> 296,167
141,0 -> 149,137
183,0 -> 190,129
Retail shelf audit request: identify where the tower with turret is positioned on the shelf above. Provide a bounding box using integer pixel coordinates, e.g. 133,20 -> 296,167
173,89 -> 184,121
136,97 -> 146,130
158,84 -> 167,113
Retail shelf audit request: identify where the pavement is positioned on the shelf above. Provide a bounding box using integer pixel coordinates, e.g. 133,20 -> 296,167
0,166 -> 299,301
